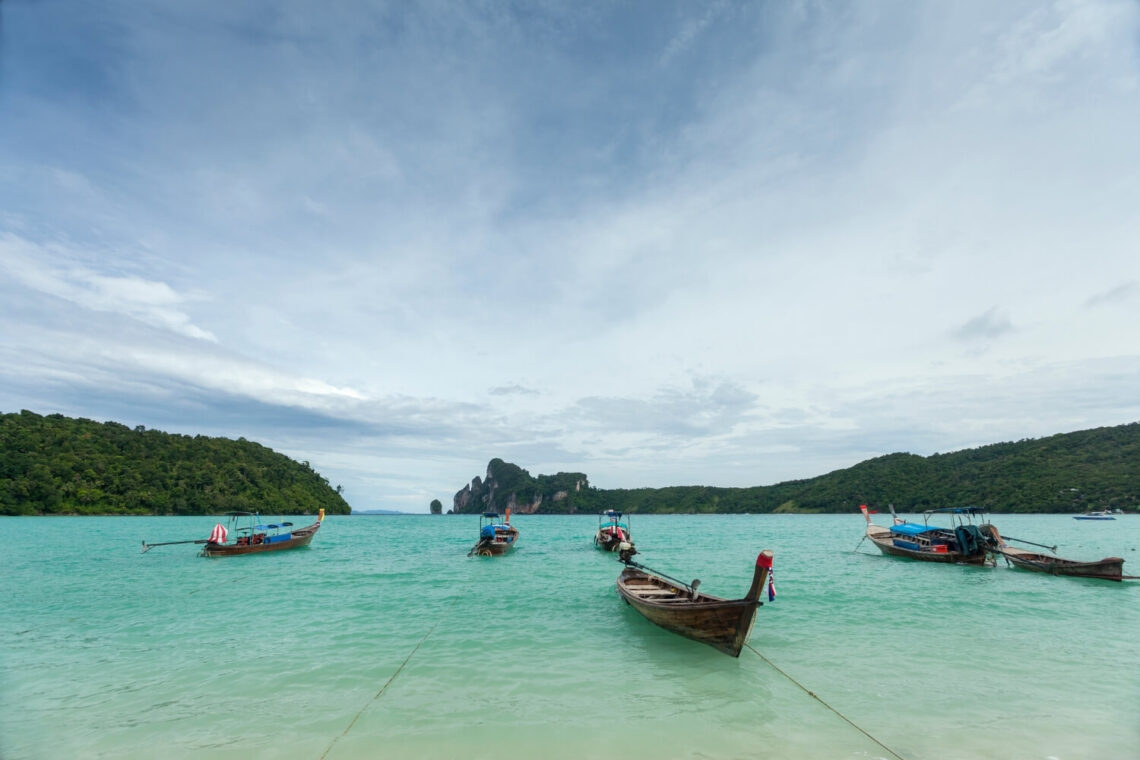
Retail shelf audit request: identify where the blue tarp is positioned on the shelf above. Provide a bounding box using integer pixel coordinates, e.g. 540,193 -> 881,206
481,525 -> 497,539
890,523 -> 937,536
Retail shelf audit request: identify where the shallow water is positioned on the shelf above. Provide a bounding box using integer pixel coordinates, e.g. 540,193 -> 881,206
2,513 -> 1137,759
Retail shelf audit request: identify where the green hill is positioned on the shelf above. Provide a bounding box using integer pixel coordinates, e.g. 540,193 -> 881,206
451,422 -> 1140,514
0,410 -> 352,516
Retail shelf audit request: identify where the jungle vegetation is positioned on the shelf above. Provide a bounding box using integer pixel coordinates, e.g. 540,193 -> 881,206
452,423 -> 1140,514
0,410 -> 352,516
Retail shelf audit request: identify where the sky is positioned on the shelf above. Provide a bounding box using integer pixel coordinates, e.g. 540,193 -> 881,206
2,0 -> 1139,513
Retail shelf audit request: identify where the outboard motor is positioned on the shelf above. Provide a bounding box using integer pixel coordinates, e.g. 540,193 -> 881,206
979,523 -> 1003,549
954,525 -> 982,555
618,541 -> 637,563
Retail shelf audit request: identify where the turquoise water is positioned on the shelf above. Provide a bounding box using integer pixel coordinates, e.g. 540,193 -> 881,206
2,514 -> 1137,760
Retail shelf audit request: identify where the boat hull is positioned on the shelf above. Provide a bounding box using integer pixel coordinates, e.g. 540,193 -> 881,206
1000,548 -> 1124,581
865,525 -> 990,565
594,531 -> 627,552
616,561 -> 767,658
472,527 -> 519,556
201,520 -> 321,557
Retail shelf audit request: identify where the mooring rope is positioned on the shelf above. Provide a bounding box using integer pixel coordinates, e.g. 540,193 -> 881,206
318,593 -> 457,760
743,643 -> 908,760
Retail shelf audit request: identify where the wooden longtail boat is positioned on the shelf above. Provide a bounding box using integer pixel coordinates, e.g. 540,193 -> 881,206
997,547 -> 1125,581
594,509 -> 632,552
860,505 -> 999,565
616,551 -> 773,657
142,509 -> 324,555
468,509 -> 519,557
200,509 -> 324,557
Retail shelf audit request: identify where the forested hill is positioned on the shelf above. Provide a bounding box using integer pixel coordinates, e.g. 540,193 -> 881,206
451,423 -> 1140,514
0,411 -> 352,516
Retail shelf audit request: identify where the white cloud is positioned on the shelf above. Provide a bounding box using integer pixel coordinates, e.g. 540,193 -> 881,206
2,1 -> 1140,510
0,234 -> 217,341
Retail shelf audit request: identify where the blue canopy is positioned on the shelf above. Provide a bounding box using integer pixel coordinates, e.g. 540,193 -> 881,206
890,523 -> 937,536
924,506 -> 986,515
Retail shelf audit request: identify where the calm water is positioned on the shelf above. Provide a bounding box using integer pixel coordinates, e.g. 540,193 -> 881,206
2,513 -> 1137,760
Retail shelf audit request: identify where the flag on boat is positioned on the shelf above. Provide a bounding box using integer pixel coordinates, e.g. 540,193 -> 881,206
209,523 -> 228,544
767,569 -> 776,602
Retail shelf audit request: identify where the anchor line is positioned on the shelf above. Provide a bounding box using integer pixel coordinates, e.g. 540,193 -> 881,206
743,643 -> 908,760
318,593 -> 459,760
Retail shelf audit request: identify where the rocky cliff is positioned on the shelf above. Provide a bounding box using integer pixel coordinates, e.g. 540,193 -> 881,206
452,458 -> 591,514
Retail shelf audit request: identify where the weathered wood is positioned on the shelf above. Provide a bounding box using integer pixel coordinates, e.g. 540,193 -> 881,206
200,517 -> 322,557
863,518 -> 996,565
616,551 -> 772,657
594,510 -> 632,552
999,547 -> 1125,582
474,526 -> 519,556
470,512 -> 520,557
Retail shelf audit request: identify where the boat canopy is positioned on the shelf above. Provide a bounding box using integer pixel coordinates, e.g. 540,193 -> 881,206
924,507 -> 987,516
890,523 -> 938,536
482,512 -> 500,519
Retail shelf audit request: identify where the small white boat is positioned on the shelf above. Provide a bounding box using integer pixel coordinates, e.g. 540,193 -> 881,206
1073,510 -> 1116,521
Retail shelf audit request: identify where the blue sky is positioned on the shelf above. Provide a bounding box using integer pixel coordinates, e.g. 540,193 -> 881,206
2,1 -> 1139,512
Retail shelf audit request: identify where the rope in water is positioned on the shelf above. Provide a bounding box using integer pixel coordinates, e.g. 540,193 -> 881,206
743,643 -> 907,760
318,603 -> 452,760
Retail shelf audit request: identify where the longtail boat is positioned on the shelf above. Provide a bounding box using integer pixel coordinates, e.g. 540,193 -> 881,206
616,550 -> 774,657
997,547 -> 1125,581
468,509 -> 519,557
860,504 -> 999,565
594,509 -> 632,552
201,509 -> 324,556
141,509 -> 324,555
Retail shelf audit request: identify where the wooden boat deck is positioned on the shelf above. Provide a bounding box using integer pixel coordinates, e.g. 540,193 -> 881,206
999,547 -> 1125,581
616,551 -> 772,657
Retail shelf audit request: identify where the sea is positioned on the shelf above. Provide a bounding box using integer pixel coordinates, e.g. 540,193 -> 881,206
2,513 -> 1137,760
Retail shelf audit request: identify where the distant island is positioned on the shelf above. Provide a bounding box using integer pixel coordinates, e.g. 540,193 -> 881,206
0,410 -> 352,516
449,422 -> 1140,515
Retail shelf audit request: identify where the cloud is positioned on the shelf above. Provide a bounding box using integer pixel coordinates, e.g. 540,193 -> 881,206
659,1 -> 727,66
2,1 -> 1140,510
1084,281 -> 1138,308
952,308 -> 1014,342
0,234 -> 216,341
489,384 -> 541,397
